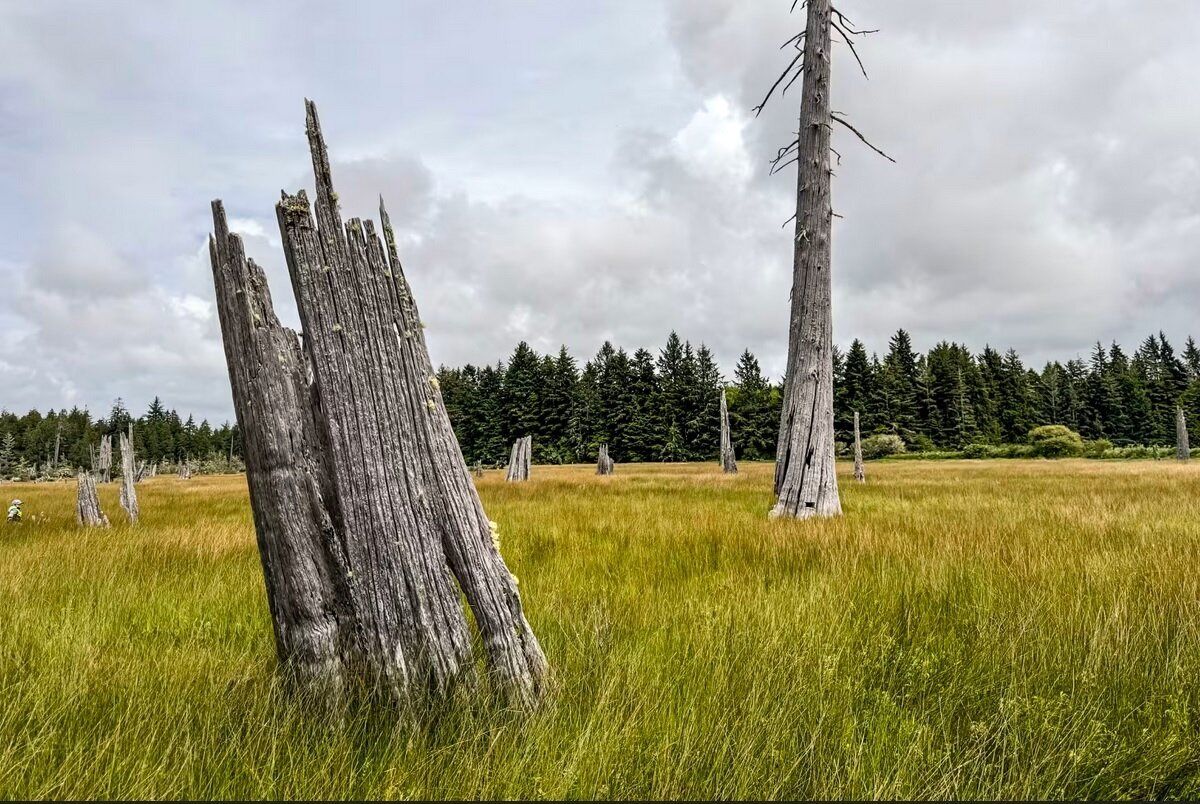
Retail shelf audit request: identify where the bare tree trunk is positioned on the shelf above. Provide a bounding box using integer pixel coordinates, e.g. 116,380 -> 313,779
853,411 -> 865,482
53,421 -> 62,469
210,200 -> 347,695
179,462 -> 192,480
98,435 -> 112,484
213,100 -> 548,705
75,471 -> 109,527
719,389 -> 738,474
596,443 -> 614,476
505,436 -> 531,482
1178,406 -> 1190,462
118,425 -> 139,524
771,0 -> 841,520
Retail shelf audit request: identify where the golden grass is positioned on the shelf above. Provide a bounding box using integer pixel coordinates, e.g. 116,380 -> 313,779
1,460 -> 1199,798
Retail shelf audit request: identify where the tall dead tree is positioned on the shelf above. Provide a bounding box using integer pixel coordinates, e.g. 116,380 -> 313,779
98,435 -> 112,483
76,471 -> 109,527
719,389 -> 738,474
211,101 -> 546,705
853,411 -> 865,482
759,0 -> 891,519
596,443 -> 614,476
118,425 -> 138,523
1178,406 -> 1190,462
506,436 -> 531,482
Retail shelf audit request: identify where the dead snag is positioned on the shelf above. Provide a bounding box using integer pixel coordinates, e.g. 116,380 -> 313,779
264,100 -> 545,704
761,0 -> 891,519
720,389 -> 738,474
506,436 -> 531,482
75,471 -> 109,527
98,435 -> 112,483
1178,407 -> 1190,462
596,444 -> 614,476
210,200 -> 348,695
853,411 -> 865,482
118,425 -> 139,524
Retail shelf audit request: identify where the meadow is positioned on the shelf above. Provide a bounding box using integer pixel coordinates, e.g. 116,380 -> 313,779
2,460 -> 1200,799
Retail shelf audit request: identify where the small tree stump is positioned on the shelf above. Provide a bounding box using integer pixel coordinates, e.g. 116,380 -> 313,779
506,436 -> 531,482
596,443 -> 614,476
853,411 -> 866,483
75,471 -> 109,527
118,426 -> 139,524
719,389 -> 738,474
1178,406 -> 1190,462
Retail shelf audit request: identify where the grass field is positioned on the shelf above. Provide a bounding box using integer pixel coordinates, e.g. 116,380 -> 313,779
2,460 -> 1200,798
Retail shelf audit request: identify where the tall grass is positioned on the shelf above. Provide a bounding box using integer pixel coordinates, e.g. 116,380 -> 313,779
1,461 -> 1199,798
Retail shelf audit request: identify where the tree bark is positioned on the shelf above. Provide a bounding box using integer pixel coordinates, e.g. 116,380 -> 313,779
719,389 -> 738,474
505,436 -> 531,482
596,443 -> 614,476
771,0 -> 842,520
251,100 -> 546,704
75,471 -> 109,527
210,200 -> 348,694
118,426 -> 139,524
1177,406 -> 1190,462
853,411 -> 865,482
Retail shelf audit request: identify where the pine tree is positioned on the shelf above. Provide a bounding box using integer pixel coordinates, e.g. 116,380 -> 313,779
728,349 -> 777,460
881,329 -> 919,441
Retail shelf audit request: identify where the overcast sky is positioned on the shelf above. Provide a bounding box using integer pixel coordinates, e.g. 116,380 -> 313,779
2,1 -> 1199,423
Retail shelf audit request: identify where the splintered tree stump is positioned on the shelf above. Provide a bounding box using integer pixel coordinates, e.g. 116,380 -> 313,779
1178,407 -> 1190,462
75,472 -> 109,527
596,444 -> 614,476
505,436 -> 531,482
719,389 -> 737,474
118,426 -> 139,524
853,411 -> 866,483
771,0 -> 842,520
210,101 -> 546,706
98,435 -> 112,484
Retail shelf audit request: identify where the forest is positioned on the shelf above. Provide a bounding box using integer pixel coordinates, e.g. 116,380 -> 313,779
5,328 -> 1199,477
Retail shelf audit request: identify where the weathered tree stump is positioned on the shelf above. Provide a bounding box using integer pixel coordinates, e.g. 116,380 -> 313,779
98,435 -> 112,484
719,389 -> 737,474
210,101 -> 546,706
118,426 -> 139,524
75,471 -> 109,527
1178,406 -> 1190,462
853,411 -> 866,483
505,436 -> 531,482
596,443 -> 614,476
771,0 -> 842,520
471,462 -> 484,478
179,463 -> 192,480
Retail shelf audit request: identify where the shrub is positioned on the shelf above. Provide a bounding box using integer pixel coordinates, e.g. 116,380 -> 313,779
861,433 -> 906,460
961,443 -> 996,459
1027,425 -> 1084,458
907,433 -> 937,453
1083,439 -> 1113,458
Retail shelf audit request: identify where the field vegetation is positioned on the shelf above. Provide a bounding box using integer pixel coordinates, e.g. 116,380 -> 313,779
1,461 -> 1199,798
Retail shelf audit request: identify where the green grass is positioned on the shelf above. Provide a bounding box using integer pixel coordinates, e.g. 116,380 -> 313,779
2,460 -> 1200,798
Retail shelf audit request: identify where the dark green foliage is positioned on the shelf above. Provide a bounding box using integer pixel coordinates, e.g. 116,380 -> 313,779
1027,425 -> 1085,458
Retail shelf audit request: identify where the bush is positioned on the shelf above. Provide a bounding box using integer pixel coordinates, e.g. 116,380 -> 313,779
861,433 -> 906,460
1027,425 -> 1084,458
907,433 -> 937,453
961,443 -> 996,459
1083,439 -> 1113,458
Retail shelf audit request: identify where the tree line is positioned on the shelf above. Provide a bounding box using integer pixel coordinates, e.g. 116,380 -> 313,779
0,397 -> 239,478
438,329 -> 1200,465
6,328 -> 1200,477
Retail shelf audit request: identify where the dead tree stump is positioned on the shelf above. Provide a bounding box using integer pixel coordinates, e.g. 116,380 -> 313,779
596,444 -> 614,476
98,435 -> 112,483
505,436 -> 531,482
118,426 -> 139,524
179,463 -> 192,480
719,389 -> 737,474
75,471 -> 109,527
1178,407 -> 1190,462
211,101 -> 546,705
853,411 -> 866,483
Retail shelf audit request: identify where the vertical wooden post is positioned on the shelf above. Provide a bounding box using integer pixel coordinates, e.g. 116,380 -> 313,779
719,389 -> 738,474
98,435 -> 112,484
853,411 -> 865,483
596,443 -> 614,476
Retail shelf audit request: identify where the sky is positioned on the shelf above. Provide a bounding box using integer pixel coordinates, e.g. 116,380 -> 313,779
2,0 -> 1199,423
